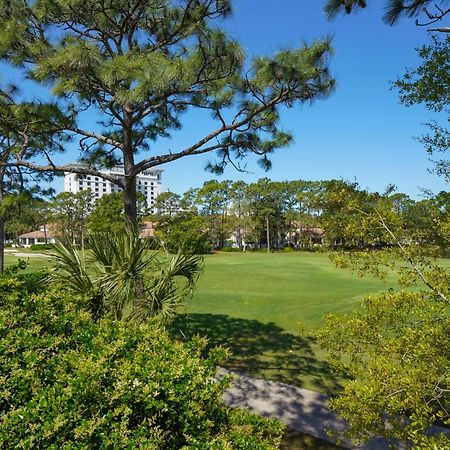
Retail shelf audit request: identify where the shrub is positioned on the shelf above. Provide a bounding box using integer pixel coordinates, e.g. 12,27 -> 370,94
49,230 -> 203,324
218,246 -> 241,252
155,213 -> 212,254
0,281 -> 283,448
29,243 -> 55,251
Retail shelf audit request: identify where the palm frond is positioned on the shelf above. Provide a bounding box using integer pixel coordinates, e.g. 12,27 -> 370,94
130,252 -> 203,324
48,227 -> 203,324
165,252 -> 203,286
48,238 -> 94,294
90,228 -> 156,319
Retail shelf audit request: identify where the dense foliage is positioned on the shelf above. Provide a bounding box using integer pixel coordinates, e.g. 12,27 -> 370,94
50,228 -> 203,323
154,179 -> 449,252
155,212 -> 212,254
318,194 -> 450,448
0,0 -> 335,223
0,273 -> 283,448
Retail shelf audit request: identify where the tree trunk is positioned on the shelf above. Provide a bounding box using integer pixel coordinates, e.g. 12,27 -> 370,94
123,174 -> 137,227
0,169 -> 4,273
0,215 -> 4,273
123,111 -> 138,228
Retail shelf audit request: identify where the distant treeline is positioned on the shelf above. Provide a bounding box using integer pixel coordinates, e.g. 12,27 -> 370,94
4,178 -> 448,255
153,178 -> 449,254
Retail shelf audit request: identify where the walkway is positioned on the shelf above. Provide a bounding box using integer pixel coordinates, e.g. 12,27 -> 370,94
223,370 -> 410,449
4,249 -> 49,258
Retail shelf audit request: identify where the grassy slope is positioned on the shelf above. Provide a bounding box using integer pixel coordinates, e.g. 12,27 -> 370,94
6,251 -> 449,393
189,252 -> 396,332
171,252 -> 392,393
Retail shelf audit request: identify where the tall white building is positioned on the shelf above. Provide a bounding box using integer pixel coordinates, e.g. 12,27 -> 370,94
64,166 -> 163,211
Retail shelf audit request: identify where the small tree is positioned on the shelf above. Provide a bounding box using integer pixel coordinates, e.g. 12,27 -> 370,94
154,190 -> 182,217
318,192 -> 450,447
155,212 -> 211,254
50,227 -> 203,323
52,190 -> 93,244
195,179 -> 232,248
89,192 -> 126,233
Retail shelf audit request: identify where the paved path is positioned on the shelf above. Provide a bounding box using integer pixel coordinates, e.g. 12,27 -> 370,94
223,370 -> 408,449
4,250 -> 49,258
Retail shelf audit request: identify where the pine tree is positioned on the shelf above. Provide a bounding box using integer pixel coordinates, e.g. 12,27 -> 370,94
0,0 -> 335,224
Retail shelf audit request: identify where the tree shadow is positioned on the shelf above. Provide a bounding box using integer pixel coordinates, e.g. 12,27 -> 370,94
168,313 -> 345,394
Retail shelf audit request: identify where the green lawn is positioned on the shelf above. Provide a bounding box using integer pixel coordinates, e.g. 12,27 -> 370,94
189,252 -> 398,333
4,254 -> 52,272
7,251 -> 395,331
6,250 -> 448,394
170,251 -> 397,393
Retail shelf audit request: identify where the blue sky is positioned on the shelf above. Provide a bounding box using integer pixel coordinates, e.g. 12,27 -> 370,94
158,1 -> 447,198
7,1 -> 447,198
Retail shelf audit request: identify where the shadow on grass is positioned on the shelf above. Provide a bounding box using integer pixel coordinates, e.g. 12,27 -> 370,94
168,313 -> 345,394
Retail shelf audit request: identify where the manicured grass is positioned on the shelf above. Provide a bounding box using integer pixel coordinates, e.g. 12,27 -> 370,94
6,250 -> 448,393
171,252 -> 449,392
4,254 -> 52,272
171,252 -> 396,393
191,252 -> 398,333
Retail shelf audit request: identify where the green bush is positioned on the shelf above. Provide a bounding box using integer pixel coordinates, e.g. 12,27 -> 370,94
29,243 -> 55,251
156,213 -> 212,254
280,246 -> 295,253
0,280 -> 283,448
218,246 -> 241,252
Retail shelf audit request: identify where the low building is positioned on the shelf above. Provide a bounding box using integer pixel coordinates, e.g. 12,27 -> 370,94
64,166 -> 163,212
18,225 -> 58,247
18,222 -> 156,247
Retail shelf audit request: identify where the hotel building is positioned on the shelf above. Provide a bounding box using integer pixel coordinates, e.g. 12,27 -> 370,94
64,166 -> 163,211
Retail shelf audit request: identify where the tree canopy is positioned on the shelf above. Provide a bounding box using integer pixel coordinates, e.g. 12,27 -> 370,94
0,0 -> 335,223
318,191 -> 450,447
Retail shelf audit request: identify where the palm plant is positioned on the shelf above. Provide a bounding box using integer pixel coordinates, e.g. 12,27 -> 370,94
48,227 -> 203,324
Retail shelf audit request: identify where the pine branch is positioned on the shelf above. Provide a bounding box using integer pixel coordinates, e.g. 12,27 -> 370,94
69,127 -> 124,149
3,160 -> 124,187
133,90 -> 289,175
